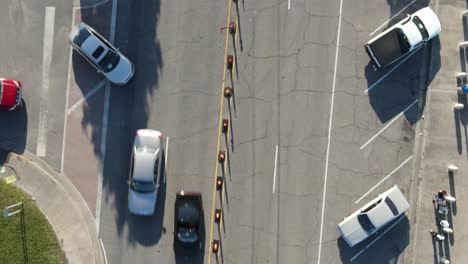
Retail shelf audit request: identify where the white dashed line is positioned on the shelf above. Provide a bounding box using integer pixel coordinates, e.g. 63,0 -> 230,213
364,45 -> 423,94
355,155 -> 413,204
369,0 -> 417,36
273,145 -> 278,193
164,136 -> 169,184
350,213 -> 407,261
360,99 -> 418,150
66,79 -> 106,116
36,7 -> 56,157
288,0 -> 291,10
317,0 -> 343,262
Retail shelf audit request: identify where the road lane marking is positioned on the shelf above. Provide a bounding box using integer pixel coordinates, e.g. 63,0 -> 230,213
66,79 -> 106,116
95,0 -> 118,234
99,238 -> 109,264
60,7 -> 75,173
317,0 -> 343,262
288,0 -> 291,10
273,145 -> 278,193
369,0 -> 417,36
364,45 -> 423,94
36,7 -> 56,157
360,99 -> 418,150
350,213 -> 407,261
164,136 -> 169,184
355,155 -> 413,204
207,0 -> 233,262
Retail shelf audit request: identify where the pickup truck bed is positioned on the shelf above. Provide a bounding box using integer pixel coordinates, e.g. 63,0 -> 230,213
366,28 -> 409,68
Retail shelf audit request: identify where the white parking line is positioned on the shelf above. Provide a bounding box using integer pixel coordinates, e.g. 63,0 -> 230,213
317,0 -> 343,262
95,0 -> 118,234
369,0 -> 417,36
360,99 -> 418,150
99,238 -> 109,264
364,45 -> 423,94
355,155 -> 413,204
164,136 -> 169,184
273,145 -> 278,193
350,213 -> 407,261
288,0 -> 291,10
66,79 -> 106,116
36,7 -> 56,157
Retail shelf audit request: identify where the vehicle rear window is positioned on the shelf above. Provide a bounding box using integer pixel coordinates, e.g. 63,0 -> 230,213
384,197 -> 399,216
73,27 -> 91,46
412,16 -> 429,40
92,46 -> 105,59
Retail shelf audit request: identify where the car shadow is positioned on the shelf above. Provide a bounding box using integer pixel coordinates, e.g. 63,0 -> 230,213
0,101 -> 28,158
338,215 -> 410,264
366,36 -> 441,125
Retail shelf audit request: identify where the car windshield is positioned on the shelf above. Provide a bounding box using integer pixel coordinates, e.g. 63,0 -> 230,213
384,197 -> 399,216
397,29 -> 411,53
97,50 -> 120,73
130,180 -> 155,193
412,16 -> 429,40
357,213 -> 376,234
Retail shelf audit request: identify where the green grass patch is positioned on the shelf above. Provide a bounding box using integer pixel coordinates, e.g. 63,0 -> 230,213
0,180 -> 66,264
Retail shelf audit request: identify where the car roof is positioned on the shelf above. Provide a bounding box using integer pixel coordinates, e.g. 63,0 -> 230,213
80,35 -> 109,63
367,186 -> 409,228
133,150 -> 157,181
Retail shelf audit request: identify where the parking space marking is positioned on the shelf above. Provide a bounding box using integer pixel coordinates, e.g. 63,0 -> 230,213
360,99 -> 418,150
36,7 -> 56,157
430,88 -> 453,93
369,0 -> 417,36
96,0 -> 118,234
355,155 -> 413,204
164,136 -> 169,184
317,0 -> 343,263
288,0 -> 291,10
273,145 -> 279,193
350,213 -> 407,261
364,45 -> 423,94
66,79 -> 106,116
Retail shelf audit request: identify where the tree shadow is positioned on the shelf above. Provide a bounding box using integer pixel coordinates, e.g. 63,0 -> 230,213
366,36 -> 441,125
0,101 -> 28,156
338,216 -> 410,264
76,0 -> 163,243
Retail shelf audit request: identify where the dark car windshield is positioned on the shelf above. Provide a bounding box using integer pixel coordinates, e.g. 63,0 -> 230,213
357,213 -> 376,234
73,27 -> 91,46
397,29 -> 411,53
97,50 -> 120,72
177,227 -> 198,243
384,197 -> 399,216
412,16 -> 429,40
130,180 -> 155,193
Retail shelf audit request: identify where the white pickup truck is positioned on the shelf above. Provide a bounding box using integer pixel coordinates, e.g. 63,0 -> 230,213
365,7 -> 441,69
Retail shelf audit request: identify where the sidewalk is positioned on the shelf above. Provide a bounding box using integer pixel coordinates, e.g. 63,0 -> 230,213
411,0 -> 468,263
2,151 -> 105,264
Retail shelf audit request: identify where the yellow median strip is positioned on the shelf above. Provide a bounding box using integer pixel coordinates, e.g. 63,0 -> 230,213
207,0 -> 234,263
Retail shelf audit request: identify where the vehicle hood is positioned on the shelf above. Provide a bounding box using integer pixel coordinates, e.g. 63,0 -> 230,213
400,22 -> 423,48
337,216 -> 368,247
414,7 -> 441,39
0,81 -> 18,107
105,54 -> 134,85
128,189 -> 157,215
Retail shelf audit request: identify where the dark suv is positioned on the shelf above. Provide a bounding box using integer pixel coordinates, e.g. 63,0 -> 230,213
174,191 -> 204,255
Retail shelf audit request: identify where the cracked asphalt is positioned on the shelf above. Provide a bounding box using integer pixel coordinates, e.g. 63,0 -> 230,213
96,0 -> 435,263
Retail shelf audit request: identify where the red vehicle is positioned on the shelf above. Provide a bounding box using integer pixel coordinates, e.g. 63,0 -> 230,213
0,78 -> 23,111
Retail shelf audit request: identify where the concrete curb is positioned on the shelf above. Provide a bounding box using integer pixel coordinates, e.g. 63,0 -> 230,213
6,151 -> 105,264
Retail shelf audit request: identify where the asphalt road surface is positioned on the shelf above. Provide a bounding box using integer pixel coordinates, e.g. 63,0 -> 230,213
0,0 -> 72,170
96,0 -> 436,264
